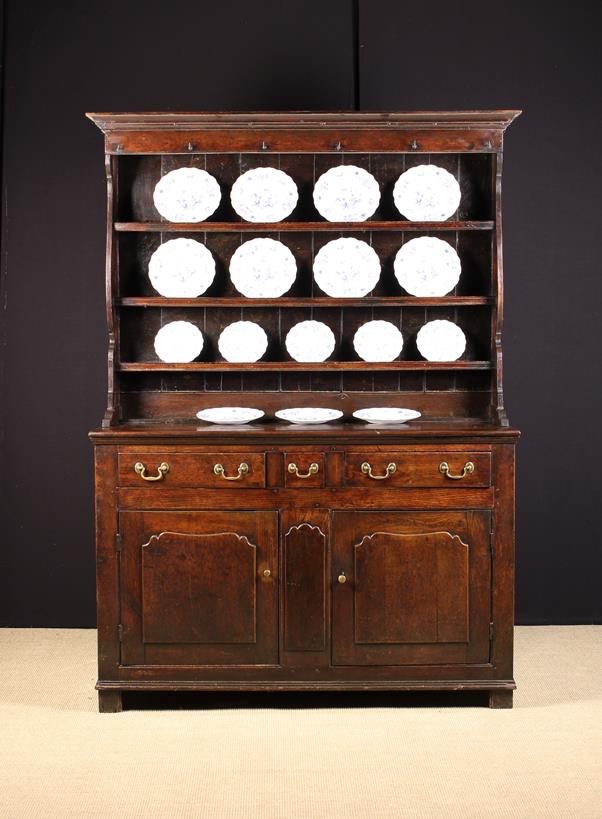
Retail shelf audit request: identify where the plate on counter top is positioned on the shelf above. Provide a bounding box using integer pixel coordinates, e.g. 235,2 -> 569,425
353,407 -> 422,425
196,407 -> 265,425
153,167 -> 221,222
275,408 -> 343,425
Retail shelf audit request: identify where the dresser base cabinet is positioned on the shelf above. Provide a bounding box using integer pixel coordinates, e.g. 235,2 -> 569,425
92,430 -> 517,711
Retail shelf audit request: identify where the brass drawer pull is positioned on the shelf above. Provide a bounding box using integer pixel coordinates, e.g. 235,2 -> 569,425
134,461 -> 169,482
213,462 -> 249,481
361,461 -> 397,480
337,572 -> 347,584
439,461 -> 475,480
288,462 -> 319,479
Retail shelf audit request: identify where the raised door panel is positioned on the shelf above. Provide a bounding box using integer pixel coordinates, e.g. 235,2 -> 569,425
332,511 -> 491,666
120,510 -> 278,666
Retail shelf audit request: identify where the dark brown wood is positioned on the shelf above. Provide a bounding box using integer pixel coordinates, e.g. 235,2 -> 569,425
331,511 -> 491,665
89,111 -> 519,709
489,690 -> 513,708
118,360 -> 493,372
118,296 -> 493,308
114,220 -> 495,233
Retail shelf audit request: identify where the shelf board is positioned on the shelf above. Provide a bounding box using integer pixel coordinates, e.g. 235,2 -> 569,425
119,361 -> 492,373
118,296 -> 493,308
114,220 -> 494,233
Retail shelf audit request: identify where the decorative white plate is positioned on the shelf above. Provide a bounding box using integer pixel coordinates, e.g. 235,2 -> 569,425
393,165 -> 461,221
275,408 -> 343,425
153,167 -> 221,222
394,236 -> 461,297
353,407 -> 422,425
229,238 -> 297,298
230,167 -> 298,222
196,407 -> 264,425
285,320 -> 336,362
416,319 -> 466,361
313,165 -> 380,222
218,321 -> 268,363
353,320 -> 403,362
313,237 -> 381,297
148,238 -> 216,297
153,320 -> 204,363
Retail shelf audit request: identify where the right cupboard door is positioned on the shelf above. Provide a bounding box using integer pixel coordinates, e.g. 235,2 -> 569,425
331,511 -> 492,666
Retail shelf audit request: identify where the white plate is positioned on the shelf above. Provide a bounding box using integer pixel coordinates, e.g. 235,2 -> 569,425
275,408 -> 343,425
230,167 -> 298,222
229,238 -> 297,298
393,164 -> 461,221
153,167 -> 221,222
196,407 -> 264,425
218,321 -> 268,363
148,238 -> 216,297
394,236 -> 461,297
353,407 -> 422,425
285,320 -> 336,362
313,237 -> 381,297
353,320 -> 403,362
154,320 -> 204,363
313,165 -> 380,222
416,319 -> 466,361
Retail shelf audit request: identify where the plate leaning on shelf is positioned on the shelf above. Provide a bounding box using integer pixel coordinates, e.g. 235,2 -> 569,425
218,321 -> 268,363
196,407 -> 264,425
148,238 -> 216,297
275,408 -> 343,425
313,165 -> 380,222
393,164 -> 461,221
394,236 -> 461,297
229,238 -> 297,297
153,167 -> 221,222
353,320 -> 403,362
353,407 -> 422,425
230,167 -> 298,222
285,320 -> 336,362
313,237 -> 381,297
154,320 -> 204,363
416,319 -> 466,361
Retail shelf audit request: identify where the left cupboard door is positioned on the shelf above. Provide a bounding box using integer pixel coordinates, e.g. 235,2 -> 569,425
118,511 -> 278,666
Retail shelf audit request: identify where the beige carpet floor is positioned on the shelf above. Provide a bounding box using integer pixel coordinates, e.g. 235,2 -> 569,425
0,627 -> 600,819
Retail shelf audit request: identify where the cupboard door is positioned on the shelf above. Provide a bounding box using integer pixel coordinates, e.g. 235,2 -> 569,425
332,511 -> 491,666
119,510 -> 278,666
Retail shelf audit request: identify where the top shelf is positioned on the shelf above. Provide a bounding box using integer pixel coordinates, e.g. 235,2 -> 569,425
114,220 -> 495,234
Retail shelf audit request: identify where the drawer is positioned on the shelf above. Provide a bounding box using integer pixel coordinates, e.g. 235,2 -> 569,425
344,451 -> 491,488
284,452 -> 325,487
118,451 -> 266,488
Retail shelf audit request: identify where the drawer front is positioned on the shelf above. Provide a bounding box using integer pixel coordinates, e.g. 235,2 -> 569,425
345,451 -> 491,488
284,452 -> 325,487
118,451 -> 266,488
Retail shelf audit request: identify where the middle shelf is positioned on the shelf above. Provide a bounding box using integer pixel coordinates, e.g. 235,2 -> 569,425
118,296 -> 493,308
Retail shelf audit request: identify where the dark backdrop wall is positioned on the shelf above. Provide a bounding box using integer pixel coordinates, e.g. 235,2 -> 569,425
1,0 -> 600,626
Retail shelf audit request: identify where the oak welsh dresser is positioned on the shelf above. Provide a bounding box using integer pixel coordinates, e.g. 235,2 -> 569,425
87,111 -> 520,711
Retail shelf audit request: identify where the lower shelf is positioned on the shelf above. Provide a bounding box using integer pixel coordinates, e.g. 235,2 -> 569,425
118,361 -> 493,372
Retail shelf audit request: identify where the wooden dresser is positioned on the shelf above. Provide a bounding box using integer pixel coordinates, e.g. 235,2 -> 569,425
88,111 -> 520,711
